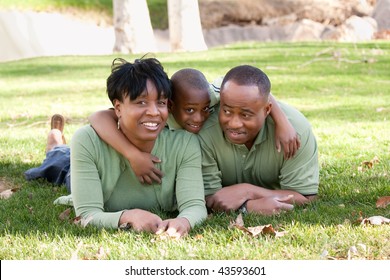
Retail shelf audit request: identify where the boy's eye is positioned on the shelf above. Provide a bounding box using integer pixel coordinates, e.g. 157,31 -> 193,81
185,108 -> 194,113
158,100 -> 167,105
202,106 -> 211,112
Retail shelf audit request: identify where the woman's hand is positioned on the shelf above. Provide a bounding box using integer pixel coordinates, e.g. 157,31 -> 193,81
156,217 -> 191,238
120,209 -> 162,233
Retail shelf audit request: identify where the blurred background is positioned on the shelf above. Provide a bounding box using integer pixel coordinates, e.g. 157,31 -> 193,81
0,0 -> 389,62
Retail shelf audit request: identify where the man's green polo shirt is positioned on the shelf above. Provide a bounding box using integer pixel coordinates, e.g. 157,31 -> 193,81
198,102 -> 319,196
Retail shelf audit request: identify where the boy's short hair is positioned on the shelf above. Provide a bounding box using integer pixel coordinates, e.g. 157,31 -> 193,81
170,68 -> 210,101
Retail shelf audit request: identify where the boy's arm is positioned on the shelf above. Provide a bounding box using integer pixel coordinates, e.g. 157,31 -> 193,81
269,94 -> 301,159
88,109 -> 163,184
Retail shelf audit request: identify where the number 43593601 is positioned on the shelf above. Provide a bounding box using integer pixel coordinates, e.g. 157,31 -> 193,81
217,266 -> 266,276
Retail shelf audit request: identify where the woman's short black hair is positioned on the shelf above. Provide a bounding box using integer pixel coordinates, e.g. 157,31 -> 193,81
106,56 -> 172,104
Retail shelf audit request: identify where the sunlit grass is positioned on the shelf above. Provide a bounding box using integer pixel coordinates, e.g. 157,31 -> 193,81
0,41 -> 389,260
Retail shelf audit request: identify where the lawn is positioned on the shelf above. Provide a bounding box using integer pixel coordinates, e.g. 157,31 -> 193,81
0,41 -> 389,261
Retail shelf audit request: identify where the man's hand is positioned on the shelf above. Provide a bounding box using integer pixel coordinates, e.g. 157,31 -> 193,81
120,209 -> 162,233
129,151 -> 163,185
206,185 -> 249,212
246,195 -> 294,215
156,217 -> 191,238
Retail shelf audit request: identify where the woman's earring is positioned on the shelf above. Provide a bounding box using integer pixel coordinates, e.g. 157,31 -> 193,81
117,117 -> 120,130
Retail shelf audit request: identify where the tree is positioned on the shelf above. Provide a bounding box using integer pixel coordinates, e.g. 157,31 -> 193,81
113,0 -> 157,54
167,0 -> 208,52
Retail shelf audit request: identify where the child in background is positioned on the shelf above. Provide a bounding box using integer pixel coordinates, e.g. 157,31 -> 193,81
89,68 -> 300,185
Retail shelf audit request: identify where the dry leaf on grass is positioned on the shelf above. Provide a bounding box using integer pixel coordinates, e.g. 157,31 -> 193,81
229,213 -> 287,237
376,196 -> 390,208
0,187 -> 20,200
360,215 -> 390,226
358,156 -> 380,172
73,215 -> 93,228
59,208 -> 72,221
0,177 -> 20,199
0,189 -> 15,199
96,246 -> 109,260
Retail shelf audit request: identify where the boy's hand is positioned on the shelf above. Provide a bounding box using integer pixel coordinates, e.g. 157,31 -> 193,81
274,121 -> 301,160
129,152 -> 163,184
156,218 -> 191,238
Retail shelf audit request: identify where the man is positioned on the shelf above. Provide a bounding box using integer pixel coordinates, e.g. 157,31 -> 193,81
198,65 -> 319,215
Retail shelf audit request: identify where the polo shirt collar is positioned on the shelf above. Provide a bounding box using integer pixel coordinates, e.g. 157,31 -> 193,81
166,114 -> 182,130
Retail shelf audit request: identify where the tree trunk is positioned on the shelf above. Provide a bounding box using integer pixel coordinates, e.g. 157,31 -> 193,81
168,0 -> 208,52
113,0 -> 157,54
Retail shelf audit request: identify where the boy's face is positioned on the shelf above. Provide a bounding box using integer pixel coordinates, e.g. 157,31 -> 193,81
170,87 -> 211,134
114,80 -> 169,150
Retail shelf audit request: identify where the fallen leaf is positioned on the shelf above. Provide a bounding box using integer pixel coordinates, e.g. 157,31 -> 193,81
348,246 -> 358,260
73,215 -> 93,228
360,215 -> 390,226
96,246 -> 109,260
376,196 -> 390,208
59,208 -> 72,221
229,213 -> 245,228
0,187 -> 19,199
361,161 -> 373,169
0,189 -> 14,199
371,156 -> 380,164
229,213 -> 286,238
194,234 -> 204,240
359,156 -> 380,171
376,107 -> 385,112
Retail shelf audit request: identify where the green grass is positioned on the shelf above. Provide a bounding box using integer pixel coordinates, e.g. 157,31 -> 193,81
1,41 -> 390,260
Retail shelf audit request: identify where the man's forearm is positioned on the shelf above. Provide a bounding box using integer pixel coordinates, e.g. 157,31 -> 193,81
244,184 -> 317,205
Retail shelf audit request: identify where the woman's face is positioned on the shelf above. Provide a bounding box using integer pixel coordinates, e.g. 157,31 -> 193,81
114,79 -> 169,150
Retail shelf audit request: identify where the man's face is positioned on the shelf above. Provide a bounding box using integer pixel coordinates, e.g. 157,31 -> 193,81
170,86 -> 211,134
114,79 -> 169,150
219,80 -> 271,149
